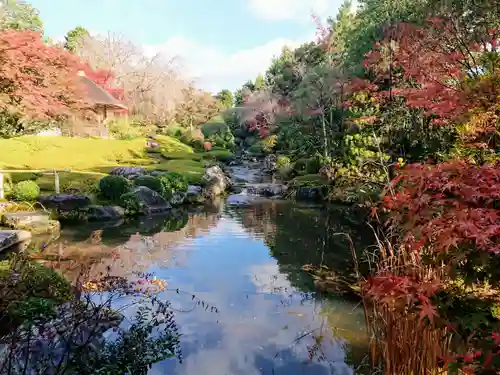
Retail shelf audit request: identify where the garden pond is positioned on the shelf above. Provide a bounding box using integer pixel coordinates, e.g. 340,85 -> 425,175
27,193 -> 374,375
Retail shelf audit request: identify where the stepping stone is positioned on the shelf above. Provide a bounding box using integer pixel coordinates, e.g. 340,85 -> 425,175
0,230 -> 31,252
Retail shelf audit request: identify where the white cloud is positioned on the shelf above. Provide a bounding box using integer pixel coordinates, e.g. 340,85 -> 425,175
247,0 -> 343,22
143,34 -> 314,93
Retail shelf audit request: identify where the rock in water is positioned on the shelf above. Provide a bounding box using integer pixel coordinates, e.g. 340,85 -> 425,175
39,194 -> 91,211
296,186 -> 324,201
246,183 -> 287,197
127,186 -> 172,214
186,185 -> 204,203
170,191 -> 186,206
84,205 -> 125,221
202,166 -> 232,199
263,154 -> 277,172
110,166 -> 147,180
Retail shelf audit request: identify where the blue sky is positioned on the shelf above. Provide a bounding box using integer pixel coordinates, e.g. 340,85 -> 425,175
29,0 -> 345,93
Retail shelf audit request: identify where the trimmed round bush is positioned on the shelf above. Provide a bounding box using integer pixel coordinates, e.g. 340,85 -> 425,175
98,175 -> 130,202
158,172 -> 188,199
11,180 -> 40,201
134,175 -> 163,194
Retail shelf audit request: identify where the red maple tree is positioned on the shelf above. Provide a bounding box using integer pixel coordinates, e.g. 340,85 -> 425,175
77,61 -> 125,101
0,30 -> 88,120
361,19 -> 499,128
382,161 -> 500,256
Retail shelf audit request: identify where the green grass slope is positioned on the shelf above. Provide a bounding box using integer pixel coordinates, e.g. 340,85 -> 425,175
0,136 -> 192,170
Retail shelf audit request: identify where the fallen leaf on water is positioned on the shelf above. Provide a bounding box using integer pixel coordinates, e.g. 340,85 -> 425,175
288,312 -> 304,317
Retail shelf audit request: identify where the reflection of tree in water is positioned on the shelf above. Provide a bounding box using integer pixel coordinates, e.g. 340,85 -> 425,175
227,202 -> 374,293
37,209 -> 221,286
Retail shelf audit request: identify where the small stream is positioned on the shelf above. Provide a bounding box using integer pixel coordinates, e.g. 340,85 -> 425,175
37,161 -> 372,374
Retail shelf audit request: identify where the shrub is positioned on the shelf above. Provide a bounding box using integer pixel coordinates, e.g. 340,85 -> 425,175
108,118 -> 154,140
276,156 -> 291,169
153,160 -> 205,185
180,128 -> 204,145
262,135 -> 277,153
190,139 -> 205,151
154,135 -> 194,153
291,174 -> 329,187
120,191 -> 141,216
305,156 -> 322,174
277,165 -> 294,180
11,180 -> 40,201
206,129 -> 235,150
203,150 -> 234,162
247,142 -> 263,154
161,151 -> 202,161
0,258 -> 72,323
158,172 -> 188,199
98,175 -> 130,202
134,176 -> 163,195
293,158 -> 308,172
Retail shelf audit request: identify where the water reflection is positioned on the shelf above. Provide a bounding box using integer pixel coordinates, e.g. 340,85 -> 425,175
36,198 -> 370,374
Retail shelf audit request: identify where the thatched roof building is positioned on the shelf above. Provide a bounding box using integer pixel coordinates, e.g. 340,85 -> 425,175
77,71 -> 127,114
74,71 -> 127,137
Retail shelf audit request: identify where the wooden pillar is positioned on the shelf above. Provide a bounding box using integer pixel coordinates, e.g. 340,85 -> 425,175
54,170 -> 60,194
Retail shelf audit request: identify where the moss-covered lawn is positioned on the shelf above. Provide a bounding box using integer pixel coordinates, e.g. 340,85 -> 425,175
0,135 -> 207,191
0,135 -> 193,170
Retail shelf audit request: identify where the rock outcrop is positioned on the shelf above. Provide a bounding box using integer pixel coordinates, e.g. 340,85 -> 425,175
202,166 -> 232,199
39,194 -> 91,212
125,186 -> 172,214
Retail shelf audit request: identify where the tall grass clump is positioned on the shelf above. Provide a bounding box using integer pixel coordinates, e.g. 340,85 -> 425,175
358,161 -> 500,374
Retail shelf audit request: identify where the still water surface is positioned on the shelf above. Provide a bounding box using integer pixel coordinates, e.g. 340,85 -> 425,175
42,198 -> 370,375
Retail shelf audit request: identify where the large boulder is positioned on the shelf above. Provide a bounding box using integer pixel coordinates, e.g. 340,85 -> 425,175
0,230 -> 31,252
202,166 -> 232,199
110,166 -> 146,180
39,194 -> 91,212
263,154 -> 277,172
122,186 -> 172,215
1,212 -> 60,235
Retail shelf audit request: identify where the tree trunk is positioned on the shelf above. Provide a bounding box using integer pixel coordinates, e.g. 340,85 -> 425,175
321,114 -> 328,158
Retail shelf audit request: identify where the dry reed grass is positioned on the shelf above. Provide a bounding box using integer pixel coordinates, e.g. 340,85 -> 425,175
360,229 -> 456,375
